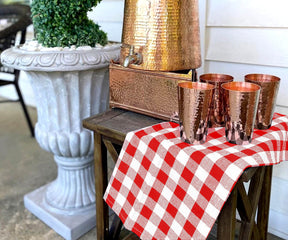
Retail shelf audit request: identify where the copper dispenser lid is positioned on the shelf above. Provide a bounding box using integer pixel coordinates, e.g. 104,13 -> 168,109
120,0 -> 201,71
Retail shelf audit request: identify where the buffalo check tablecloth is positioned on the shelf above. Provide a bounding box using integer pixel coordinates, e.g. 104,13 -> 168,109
104,113 -> 288,240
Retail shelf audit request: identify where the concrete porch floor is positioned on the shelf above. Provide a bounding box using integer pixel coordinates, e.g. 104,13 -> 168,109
0,101 -> 284,240
0,102 -> 97,240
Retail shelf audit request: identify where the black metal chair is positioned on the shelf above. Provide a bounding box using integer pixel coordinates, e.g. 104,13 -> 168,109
0,4 -> 34,137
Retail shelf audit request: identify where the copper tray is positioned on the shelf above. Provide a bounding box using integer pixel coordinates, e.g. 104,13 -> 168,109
109,63 -> 191,120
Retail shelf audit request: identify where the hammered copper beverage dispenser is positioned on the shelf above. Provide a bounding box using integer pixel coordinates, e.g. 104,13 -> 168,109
119,0 -> 201,72
109,0 -> 201,120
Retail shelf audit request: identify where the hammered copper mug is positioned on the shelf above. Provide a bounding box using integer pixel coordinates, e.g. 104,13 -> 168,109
176,81 -> 214,144
222,82 -> 261,145
245,74 -> 280,129
200,73 -> 234,127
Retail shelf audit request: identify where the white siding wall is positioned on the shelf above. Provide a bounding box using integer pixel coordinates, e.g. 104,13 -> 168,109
88,0 -> 124,43
204,1 -> 288,238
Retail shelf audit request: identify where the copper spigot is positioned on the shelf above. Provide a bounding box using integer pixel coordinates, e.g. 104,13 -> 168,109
122,44 -> 142,67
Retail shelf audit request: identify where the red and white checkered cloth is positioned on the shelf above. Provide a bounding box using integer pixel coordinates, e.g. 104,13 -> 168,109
104,113 -> 288,240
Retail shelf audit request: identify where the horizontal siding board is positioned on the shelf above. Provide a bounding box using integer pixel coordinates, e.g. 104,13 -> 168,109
88,0 -> 124,22
207,0 -> 288,27
204,61 -> 288,107
275,105 -> 288,116
269,175 -> 288,238
97,22 -> 123,42
270,176 -> 288,213
88,0 -> 124,42
269,210 -> 288,240
205,27 -> 288,68
273,161 -> 288,181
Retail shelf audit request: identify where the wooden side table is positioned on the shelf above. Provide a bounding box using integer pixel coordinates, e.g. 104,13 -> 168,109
83,108 -> 272,240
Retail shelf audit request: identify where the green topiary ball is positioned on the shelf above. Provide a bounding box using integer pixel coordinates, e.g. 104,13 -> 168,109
31,0 -> 108,47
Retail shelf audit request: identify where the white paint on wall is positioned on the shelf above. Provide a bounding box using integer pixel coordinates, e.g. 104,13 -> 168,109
206,27 -> 288,68
207,0 -> 288,28
269,176 -> 288,240
88,0 -> 124,42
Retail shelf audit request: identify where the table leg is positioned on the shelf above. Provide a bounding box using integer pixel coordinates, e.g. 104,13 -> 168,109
217,186 -> 237,240
257,166 -> 273,239
94,133 -> 109,240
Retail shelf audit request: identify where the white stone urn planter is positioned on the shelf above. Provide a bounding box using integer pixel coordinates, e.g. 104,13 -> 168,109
1,43 -> 120,240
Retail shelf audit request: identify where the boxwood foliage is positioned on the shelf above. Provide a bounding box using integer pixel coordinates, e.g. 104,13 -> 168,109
31,0 -> 108,47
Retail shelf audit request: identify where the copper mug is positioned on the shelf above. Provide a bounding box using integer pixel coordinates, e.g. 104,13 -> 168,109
173,82 -> 214,144
222,82 -> 261,145
200,73 -> 234,127
245,74 -> 280,129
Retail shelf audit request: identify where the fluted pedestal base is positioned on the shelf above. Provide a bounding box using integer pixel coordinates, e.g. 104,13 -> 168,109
1,43 -> 121,239
24,183 -> 96,240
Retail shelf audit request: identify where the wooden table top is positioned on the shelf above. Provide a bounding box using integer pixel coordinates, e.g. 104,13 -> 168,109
83,108 -> 163,143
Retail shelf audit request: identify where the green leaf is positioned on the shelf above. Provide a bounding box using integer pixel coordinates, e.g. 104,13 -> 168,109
31,0 -> 107,47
